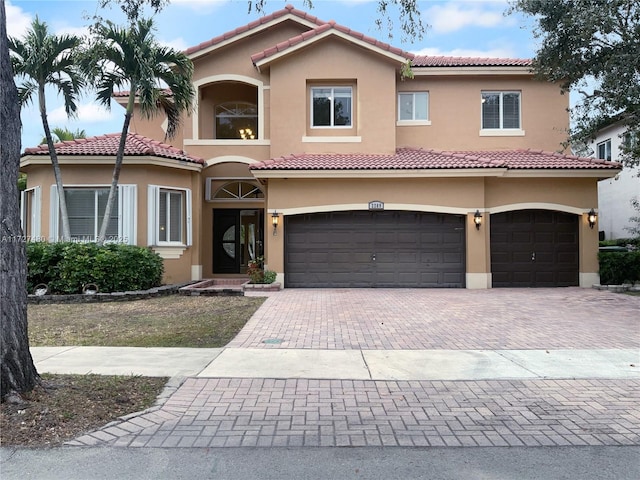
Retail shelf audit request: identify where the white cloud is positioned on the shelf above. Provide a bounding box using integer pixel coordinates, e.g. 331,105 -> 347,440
170,0 -> 229,14
424,2 -> 513,34
160,37 -> 190,51
48,102 -> 117,125
412,46 -> 516,59
5,1 -> 32,39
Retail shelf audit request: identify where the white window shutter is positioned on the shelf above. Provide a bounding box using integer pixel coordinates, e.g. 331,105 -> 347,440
118,184 -> 137,245
20,190 -> 26,232
185,188 -> 192,246
32,186 -> 42,238
49,185 -> 59,242
147,185 -> 159,245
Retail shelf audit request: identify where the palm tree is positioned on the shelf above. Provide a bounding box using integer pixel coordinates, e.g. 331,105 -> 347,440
41,127 -> 87,144
9,17 -> 84,242
88,18 -> 194,245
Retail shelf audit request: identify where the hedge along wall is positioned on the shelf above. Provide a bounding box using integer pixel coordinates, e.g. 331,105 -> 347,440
27,242 -> 164,294
598,251 -> 640,285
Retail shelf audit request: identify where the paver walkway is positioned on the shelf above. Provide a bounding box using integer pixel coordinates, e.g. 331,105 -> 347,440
67,288 -> 640,448
70,378 -> 640,448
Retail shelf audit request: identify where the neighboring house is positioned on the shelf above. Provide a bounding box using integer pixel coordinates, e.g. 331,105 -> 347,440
20,5 -> 621,288
590,121 -> 640,240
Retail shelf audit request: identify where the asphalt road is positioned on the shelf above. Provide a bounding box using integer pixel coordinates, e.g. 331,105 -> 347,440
1,446 -> 638,479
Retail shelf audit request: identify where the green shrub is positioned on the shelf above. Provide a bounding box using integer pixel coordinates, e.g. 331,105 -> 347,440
598,251 -> 640,285
263,270 -> 277,284
27,242 -> 164,294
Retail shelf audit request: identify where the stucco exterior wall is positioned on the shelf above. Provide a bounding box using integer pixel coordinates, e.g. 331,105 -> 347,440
263,175 -> 599,283
396,76 -> 569,152
22,161 -> 201,284
268,37 -> 398,157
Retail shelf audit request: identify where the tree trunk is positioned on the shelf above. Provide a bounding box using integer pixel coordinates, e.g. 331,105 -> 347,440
40,84 -> 71,242
96,88 -> 135,245
0,0 -> 40,401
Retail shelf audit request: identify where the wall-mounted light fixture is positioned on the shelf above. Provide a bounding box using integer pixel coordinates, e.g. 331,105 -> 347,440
474,210 -> 483,230
271,211 -> 280,236
588,209 -> 597,229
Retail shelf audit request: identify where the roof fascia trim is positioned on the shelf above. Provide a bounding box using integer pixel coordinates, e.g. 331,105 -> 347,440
412,66 -> 532,76
188,14 -> 320,60
251,168 -> 508,178
20,155 -> 203,171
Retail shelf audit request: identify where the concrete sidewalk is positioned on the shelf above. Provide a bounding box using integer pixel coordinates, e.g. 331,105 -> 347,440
31,346 -> 639,381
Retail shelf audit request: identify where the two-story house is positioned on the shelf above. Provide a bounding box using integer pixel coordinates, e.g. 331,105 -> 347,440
590,120 -> 639,240
20,5 -> 621,288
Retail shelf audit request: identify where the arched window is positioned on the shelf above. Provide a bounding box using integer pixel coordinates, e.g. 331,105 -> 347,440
213,181 -> 264,200
215,102 -> 258,139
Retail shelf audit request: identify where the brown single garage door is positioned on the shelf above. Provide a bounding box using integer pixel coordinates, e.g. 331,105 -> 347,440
285,211 -> 465,288
490,209 -> 579,287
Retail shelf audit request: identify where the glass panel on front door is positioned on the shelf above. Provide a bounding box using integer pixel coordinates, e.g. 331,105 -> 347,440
213,209 -> 264,274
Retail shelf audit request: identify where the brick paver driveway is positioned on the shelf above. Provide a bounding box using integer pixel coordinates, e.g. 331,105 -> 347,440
234,288 -> 640,349
71,288 -> 640,448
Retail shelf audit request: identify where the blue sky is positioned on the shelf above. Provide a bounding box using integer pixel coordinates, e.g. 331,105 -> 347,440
8,0 -> 539,149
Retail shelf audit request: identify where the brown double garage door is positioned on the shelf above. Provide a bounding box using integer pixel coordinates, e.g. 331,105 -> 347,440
285,209 -> 579,288
285,211 -> 465,288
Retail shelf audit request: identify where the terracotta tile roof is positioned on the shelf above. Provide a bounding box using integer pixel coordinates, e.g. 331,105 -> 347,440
412,56 -> 532,67
250,148 -> 621,171
23,133 -> 204,165
251,20 -> 414,65
184,4 -> 324,57
457,149 -> 621,170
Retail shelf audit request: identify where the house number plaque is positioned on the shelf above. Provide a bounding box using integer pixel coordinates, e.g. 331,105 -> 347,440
368,200 -> 384,211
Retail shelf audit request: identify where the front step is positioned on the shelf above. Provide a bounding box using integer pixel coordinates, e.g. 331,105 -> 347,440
179,278 -> 247,296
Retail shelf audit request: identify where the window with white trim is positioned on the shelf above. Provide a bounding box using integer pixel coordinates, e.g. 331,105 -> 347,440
159,190 -> 183,243
481,91 -> 521,129
64,188 -> 118,241
398,92 -> 429,122
597,139 -> 612,161
49,185 -> 136,244
311,87 -> 352,127
148,185 -> 192,246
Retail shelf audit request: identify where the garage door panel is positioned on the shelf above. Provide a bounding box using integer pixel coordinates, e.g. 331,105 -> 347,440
285,211 -> 465,288
491,209 -> 578,288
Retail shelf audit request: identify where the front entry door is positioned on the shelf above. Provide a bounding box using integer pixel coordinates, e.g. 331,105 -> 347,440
213,209 -> 263,274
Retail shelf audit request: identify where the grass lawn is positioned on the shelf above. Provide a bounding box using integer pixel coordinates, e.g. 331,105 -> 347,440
2,294 -> 266,447
28,295 -> 265,347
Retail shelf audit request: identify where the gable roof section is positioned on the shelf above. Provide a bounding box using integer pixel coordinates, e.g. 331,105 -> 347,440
185,4 -> 324,60
250,148 -> 621,178
251,20 -> 414,70
22,133 -> 204,165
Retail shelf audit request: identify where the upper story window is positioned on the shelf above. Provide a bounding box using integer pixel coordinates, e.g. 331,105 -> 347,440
215,101 -> 258,140
398,92 -> 429,125
482,91 -> 521,130
311,87 -> 352,128
597,139 -> 612,161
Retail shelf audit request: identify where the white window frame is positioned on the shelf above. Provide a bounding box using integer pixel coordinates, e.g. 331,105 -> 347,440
397,92 -> 431,126
479,90 -> 525,137
49,185 -> 136,244
148,185 -> 192,247
310,86 -> 353,128
597,139 -> 612,161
